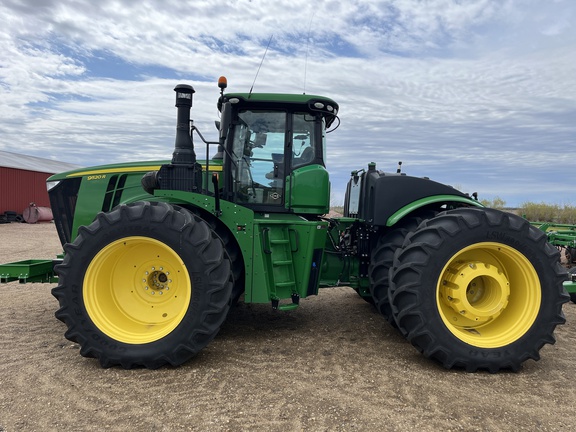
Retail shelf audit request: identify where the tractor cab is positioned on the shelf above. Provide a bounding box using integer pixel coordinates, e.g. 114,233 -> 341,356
218,90 -> 339,214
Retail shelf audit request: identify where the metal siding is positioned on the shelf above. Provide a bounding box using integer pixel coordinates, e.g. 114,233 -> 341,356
0,150 -> 79,173
0,167 -> 51,214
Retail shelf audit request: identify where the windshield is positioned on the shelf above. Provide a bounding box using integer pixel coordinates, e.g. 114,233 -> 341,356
228,109 -> 323,207
230,110 -> 287,205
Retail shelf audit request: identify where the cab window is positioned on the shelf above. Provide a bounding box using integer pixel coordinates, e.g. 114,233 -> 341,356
230,110 -> 286,205
291,113 -> 317,169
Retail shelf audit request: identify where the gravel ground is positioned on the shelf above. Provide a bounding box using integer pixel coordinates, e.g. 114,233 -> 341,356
1,222 -> 575,431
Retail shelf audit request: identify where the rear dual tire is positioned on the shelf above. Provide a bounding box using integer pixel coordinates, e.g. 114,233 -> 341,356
368,211 -> 436,325
389,207 -> 568,372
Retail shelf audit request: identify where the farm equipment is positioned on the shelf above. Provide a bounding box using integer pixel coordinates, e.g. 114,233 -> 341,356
0,78 -> 569,372
532,222 -> 576,303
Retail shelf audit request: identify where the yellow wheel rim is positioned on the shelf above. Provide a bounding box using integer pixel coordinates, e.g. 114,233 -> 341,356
437,242 -> 541,348
84,236 -> 191,344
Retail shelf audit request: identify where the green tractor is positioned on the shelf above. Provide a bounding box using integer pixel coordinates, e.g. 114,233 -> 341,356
45,78 -> 567,372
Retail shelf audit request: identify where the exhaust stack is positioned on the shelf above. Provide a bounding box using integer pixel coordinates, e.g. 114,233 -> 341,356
172,84 -> 196,165
144,84 -> 203,194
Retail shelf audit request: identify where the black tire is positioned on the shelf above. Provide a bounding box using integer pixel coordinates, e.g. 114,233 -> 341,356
569,248 -> 576,264
368,211 -> 436,325
568,267 -> 576,304
191,208 -> 245,305
389,207 -> 568,372
52,201 -> 232,369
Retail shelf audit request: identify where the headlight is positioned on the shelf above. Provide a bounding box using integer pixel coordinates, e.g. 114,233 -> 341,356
46,180 -> 60,191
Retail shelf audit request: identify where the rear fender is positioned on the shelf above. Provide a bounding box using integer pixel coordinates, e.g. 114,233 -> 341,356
386,195 -> 483,227
366,175 -> 481,226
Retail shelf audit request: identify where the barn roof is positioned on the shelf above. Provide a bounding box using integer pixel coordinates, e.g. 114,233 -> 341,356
0,150 -> 80,174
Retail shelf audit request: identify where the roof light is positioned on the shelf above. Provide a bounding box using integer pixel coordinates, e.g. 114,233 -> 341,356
218,76 -> 228,90
314,102 -> 325,109
327,105 -> 334,112
228,97 -> 240,104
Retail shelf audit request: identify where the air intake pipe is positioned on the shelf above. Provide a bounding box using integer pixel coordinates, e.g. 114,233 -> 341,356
172,84 -> 196,165
142,84 -> 203,194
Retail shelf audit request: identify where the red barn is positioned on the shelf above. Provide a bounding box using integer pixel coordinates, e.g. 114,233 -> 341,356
0,151 -> 79,216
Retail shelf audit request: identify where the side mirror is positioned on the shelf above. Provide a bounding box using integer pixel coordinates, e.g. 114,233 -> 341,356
254,133 -> 267,148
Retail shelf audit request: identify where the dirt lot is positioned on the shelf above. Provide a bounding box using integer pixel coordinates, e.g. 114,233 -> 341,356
1,222 -> 575,431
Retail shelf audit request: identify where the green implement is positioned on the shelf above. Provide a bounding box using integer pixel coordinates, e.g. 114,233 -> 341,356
0,259 -> 59,283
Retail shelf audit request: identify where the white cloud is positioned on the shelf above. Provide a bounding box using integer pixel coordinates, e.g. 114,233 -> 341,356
0,0 -> 575,206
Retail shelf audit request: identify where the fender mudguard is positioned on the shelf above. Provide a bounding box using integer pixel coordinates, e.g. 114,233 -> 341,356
360,174 -> 481,226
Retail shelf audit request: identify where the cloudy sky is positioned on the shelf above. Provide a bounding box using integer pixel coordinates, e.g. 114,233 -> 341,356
1,0 -> 575,206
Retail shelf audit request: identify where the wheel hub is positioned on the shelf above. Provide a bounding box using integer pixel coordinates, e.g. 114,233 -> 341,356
142,267 -> 172,296
436,242 -> 541,348
440,260 -> 510,324
84,236 -> 192,344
